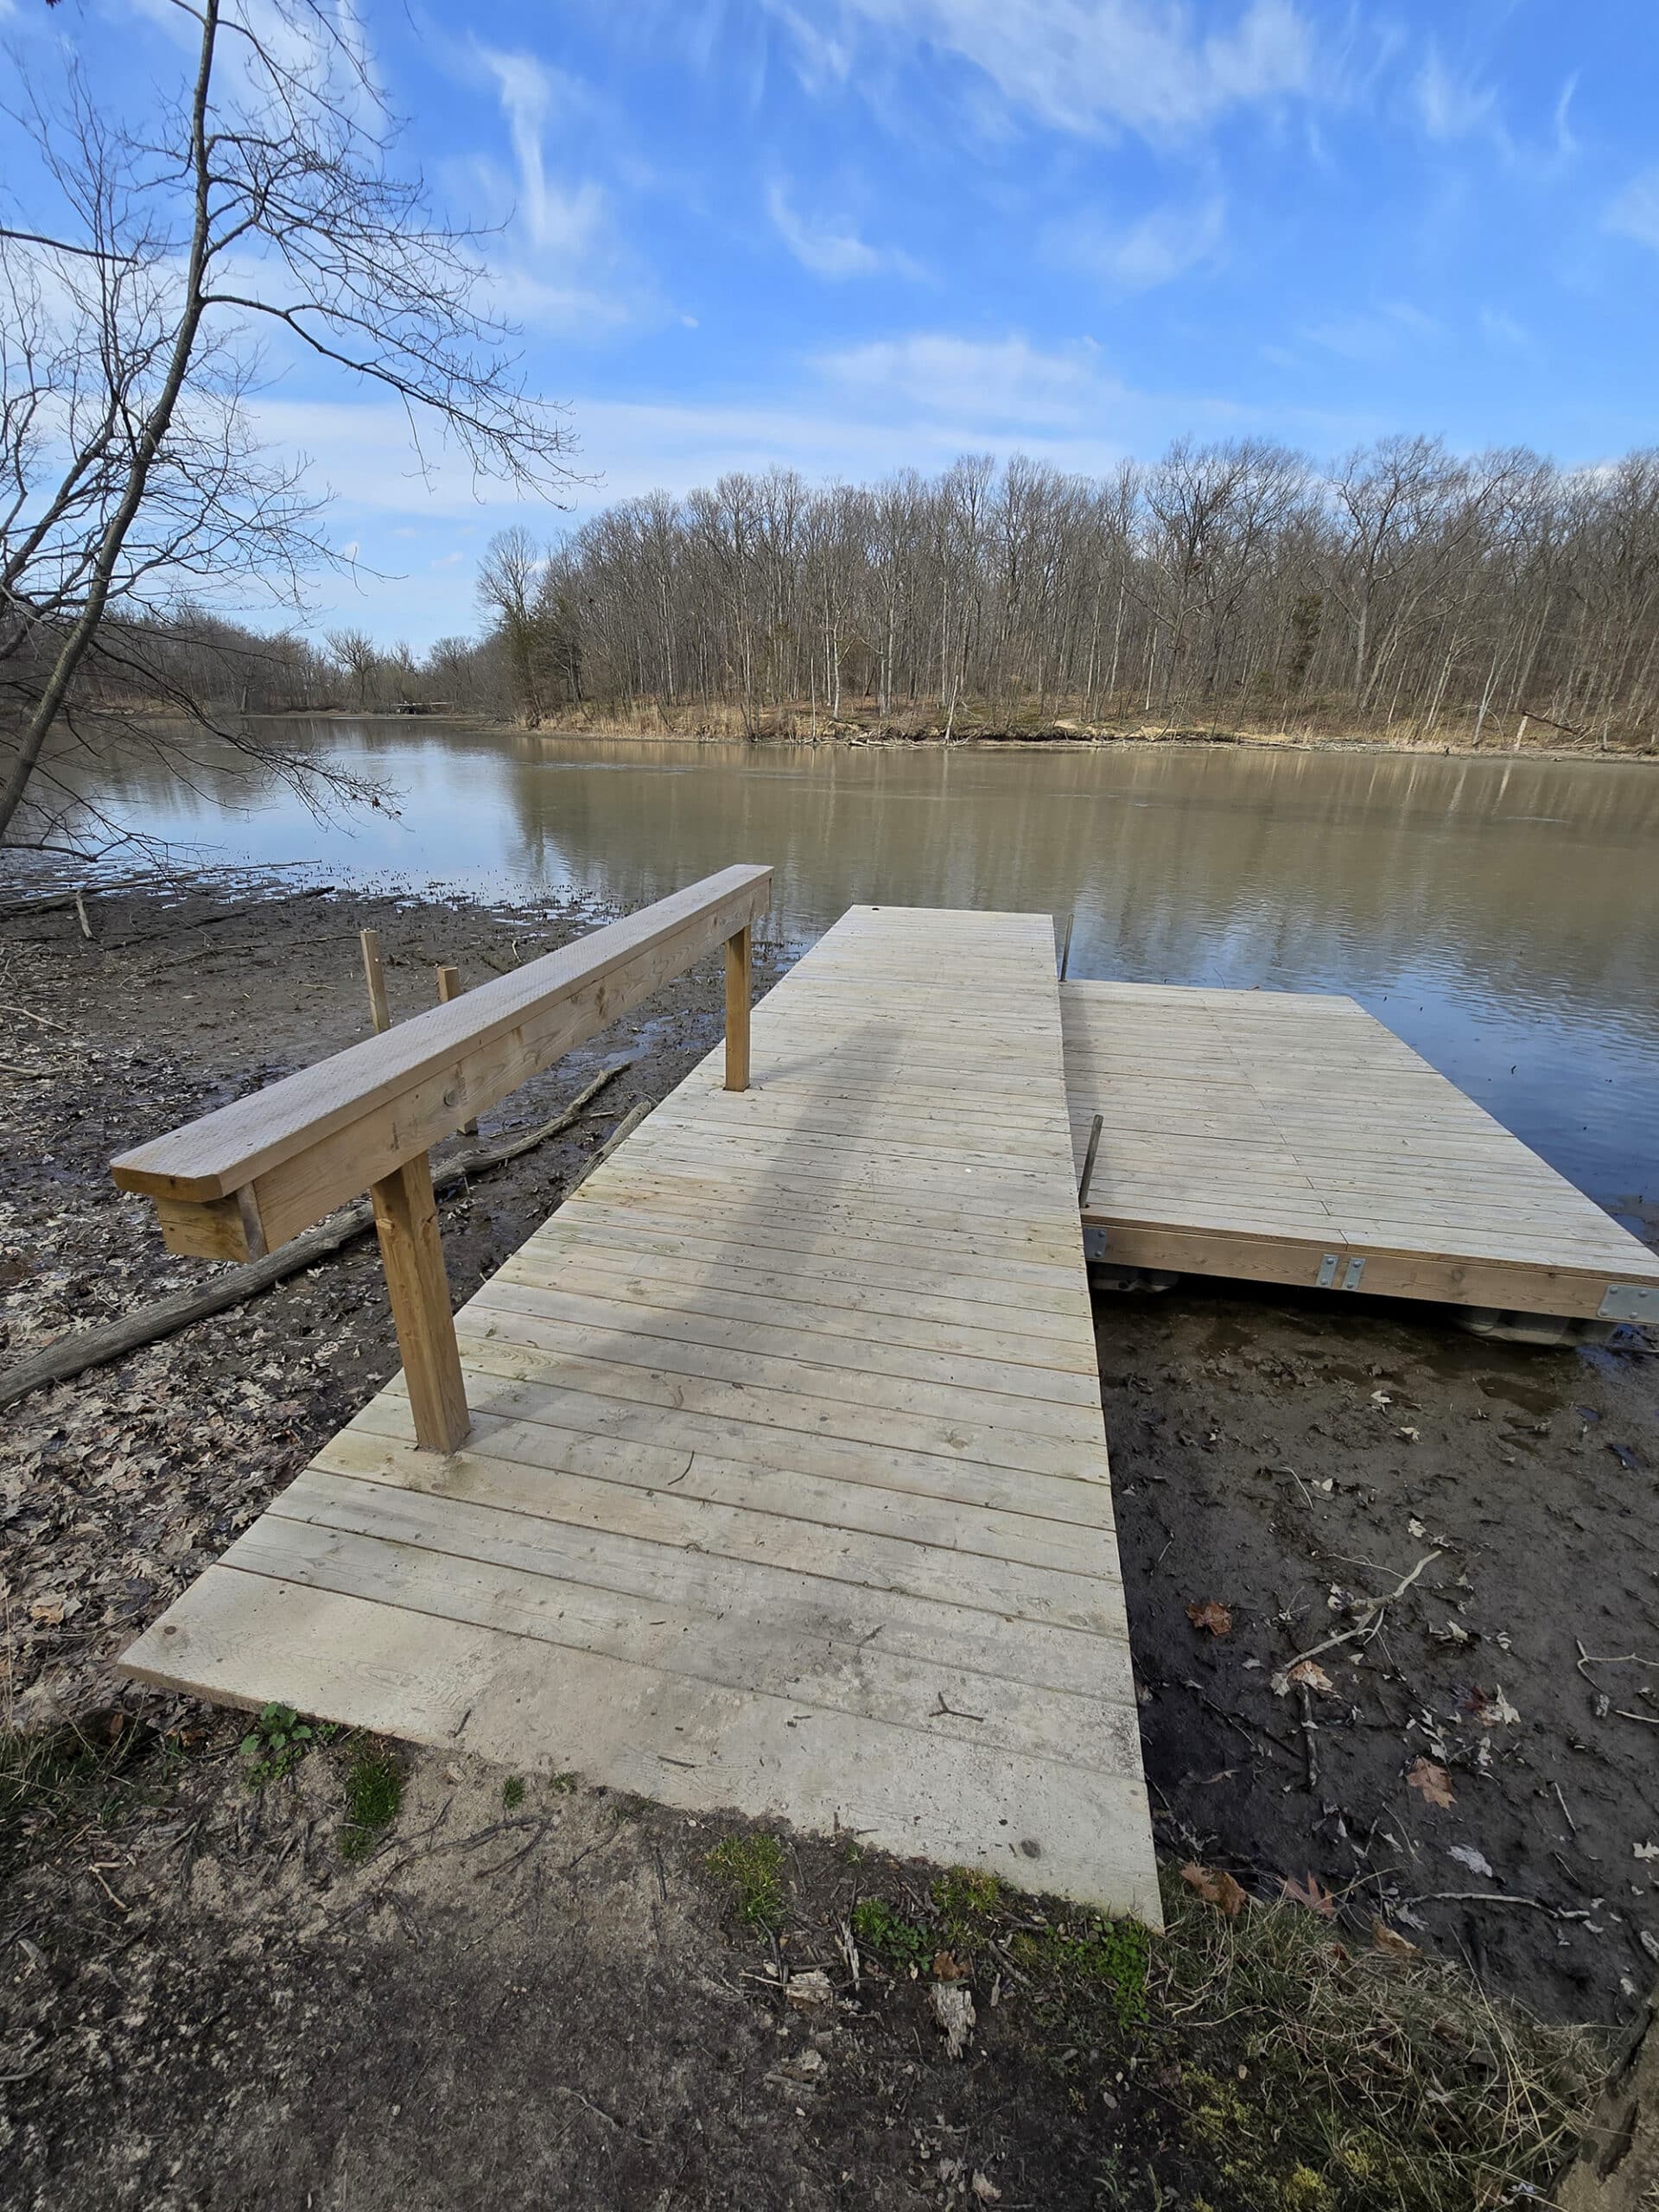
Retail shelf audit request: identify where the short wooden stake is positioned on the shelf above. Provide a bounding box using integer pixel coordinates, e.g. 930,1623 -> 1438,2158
724,924 -> 752,1092
435,962 -> 478,1134
369,1149 -> 470,1453
1078,1111 -> 1104,1206
359,928 -> 391,1035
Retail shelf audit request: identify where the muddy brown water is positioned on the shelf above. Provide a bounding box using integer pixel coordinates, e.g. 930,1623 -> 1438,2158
66,722 -> 1659,1230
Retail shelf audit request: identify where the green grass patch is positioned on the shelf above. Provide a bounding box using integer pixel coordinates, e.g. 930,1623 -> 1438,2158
706,1832 -> 786,1931
501,1775 -> 525,1810
340,1749 -> 402,1862
1012,1912 -> 1151,2029
932,1866 -> 1003,1938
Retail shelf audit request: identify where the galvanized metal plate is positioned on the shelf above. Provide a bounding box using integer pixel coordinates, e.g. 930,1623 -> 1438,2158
1316,1252 -> 1340,1288
1599,1282 -> 1659,1323
1083,1224 -> 1110,1262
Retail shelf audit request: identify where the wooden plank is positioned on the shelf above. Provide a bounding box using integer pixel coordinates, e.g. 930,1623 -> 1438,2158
471,1277 -> 1103,1408
456,1299 -> 1106,1440
312,1424 -> 1119,1580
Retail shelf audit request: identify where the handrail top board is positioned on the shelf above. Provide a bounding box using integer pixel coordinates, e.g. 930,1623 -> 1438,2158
111,864 -> 771,1205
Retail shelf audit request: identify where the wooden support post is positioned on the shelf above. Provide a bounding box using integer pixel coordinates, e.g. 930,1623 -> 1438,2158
435,963 -> 478,1134
368,1149 -> 470,1453
359,928 -> 391,1035
724,924 -> 752,1092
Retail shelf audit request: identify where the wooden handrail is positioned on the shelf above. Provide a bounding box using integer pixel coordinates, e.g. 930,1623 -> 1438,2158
111,864 -> 772,1452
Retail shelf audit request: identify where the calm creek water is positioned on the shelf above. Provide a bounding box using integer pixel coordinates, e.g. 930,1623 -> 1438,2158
70,723 -> 1659,1230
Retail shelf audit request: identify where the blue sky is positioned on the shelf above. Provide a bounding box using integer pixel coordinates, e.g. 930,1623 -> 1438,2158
11,0 -> 1659,646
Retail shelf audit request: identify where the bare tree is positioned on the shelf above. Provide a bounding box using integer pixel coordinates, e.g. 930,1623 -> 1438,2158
469,442 -> 1659,752
0,0 -> 577,854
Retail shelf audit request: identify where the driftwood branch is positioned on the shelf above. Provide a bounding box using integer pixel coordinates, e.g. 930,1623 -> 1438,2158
0,1061 -> 631,1412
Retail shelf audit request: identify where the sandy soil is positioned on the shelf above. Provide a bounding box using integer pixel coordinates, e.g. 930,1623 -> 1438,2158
1,868 -> 1655,2207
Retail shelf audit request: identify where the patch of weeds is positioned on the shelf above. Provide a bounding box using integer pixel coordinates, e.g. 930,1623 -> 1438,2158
501,1776 -> 525,1810
933,1866 -> 1003,1942
339,1750 -> 402,1863
851,1894 -> 933,1973
1013,1912 -> 1150,2029
550,1770 -> 577,1794
240,1703 -> 330,1787
0,1718 -> 156,1880
706,1832 -> 786,1931
1148,1872 -> 1605,2210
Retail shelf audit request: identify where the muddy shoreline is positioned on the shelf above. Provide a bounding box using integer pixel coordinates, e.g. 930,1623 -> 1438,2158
2,866 -> 1656,2202
262,704 -> 1657,764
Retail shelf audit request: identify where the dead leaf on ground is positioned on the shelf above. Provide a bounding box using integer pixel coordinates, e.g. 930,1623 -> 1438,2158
1371,1918 -> 1419,1958
931,1950 -> 969,1982
1447,1844 -> 1497,1878
1406,1758 -> 1456,1808
1287,1658 -> 1335,1694
1181,1862 -> 1247,1918
1186,1599 -> 1233,1637
1281,1872 -> 1337,1919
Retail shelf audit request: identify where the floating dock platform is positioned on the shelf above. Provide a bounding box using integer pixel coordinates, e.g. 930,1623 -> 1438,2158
1063,980 -> 1659,1324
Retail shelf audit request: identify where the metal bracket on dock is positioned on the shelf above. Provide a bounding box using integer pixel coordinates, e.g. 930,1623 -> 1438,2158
1083,1225 -> 1110,1262
1599,1282 -> 1659,1323
1317,1252 -> 1368,1292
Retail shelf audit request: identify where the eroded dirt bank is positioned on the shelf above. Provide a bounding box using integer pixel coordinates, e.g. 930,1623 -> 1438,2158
2,868 -> 1655,2208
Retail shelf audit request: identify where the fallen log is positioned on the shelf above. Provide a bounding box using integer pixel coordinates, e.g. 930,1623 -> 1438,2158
0,1060 -> 630,1412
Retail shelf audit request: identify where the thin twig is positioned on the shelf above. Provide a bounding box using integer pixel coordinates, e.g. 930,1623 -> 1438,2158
1274,1551 -> 1443,1686
1414,1891 -> 1596,1923
1575,1641 -> 1659,1678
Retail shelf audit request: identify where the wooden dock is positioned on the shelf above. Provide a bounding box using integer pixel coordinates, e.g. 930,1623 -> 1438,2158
1064,980 -> 1659,1323
121,905 -> 1161,1924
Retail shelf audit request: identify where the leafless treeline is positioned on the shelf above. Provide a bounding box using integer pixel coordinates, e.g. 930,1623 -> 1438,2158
481,440 -> 1659,747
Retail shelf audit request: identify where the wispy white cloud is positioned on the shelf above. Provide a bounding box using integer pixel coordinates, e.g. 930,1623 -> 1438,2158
1478,307 -> 1529,349
1301,300 -> 1438,363
1605,168 -> 1659,251
815,331 -> 1110,424
478,47 -> 608,256
1049,194 -> 1225,290
766,0 -> 1317,138
765,182 -> 923,278
1414,44 -> 1501,143
467,45 -> 653,334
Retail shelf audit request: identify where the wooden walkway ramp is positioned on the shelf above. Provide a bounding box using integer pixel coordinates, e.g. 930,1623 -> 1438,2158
1064,980 -> 1659,1324
124,907 -> 1160,1924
